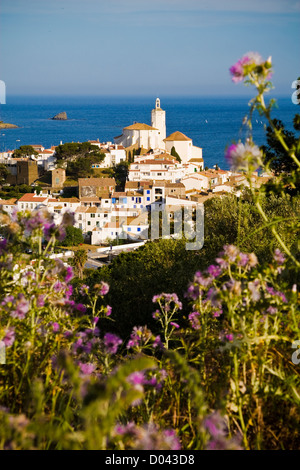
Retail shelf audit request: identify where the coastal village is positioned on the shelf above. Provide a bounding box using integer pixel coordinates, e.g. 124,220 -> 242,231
0,98 -> 271,249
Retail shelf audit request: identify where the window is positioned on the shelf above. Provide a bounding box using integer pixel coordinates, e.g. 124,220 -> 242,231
127,227 -> 131,232
90,214 -> 95,218
147,197 -> 150,201
137,227 -> 141,232
78,214 -> 82,220
147,190 -> 150,194
88,221 -> 91,226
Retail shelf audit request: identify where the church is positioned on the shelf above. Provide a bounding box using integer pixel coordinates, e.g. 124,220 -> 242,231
114,98 -> 203,168
114,98 -> 166,151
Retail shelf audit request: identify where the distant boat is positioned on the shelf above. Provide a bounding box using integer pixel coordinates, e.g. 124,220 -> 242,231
205,119 -> 208,123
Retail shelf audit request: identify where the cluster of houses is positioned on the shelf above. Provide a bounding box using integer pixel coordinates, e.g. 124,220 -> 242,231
0,98 -> 272,245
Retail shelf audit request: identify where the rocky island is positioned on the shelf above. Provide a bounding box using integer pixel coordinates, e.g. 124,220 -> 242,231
51,112 -> 67,120
0,121 -> 19,129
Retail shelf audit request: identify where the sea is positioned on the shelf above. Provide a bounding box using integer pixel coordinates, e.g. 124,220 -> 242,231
0,94 -> 297,171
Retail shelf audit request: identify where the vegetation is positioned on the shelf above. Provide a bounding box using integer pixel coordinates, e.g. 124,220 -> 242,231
55,142 -> 105,179
0,52 -> 299,451
12,145 -> 38,158
0,184 -> 34,200
59,225 -> 84,247
171,145 -> 182,163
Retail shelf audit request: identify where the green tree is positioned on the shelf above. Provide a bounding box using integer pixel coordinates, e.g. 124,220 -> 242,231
54,142 -> 105,179
261,118 -> 300,175
60,226 -> 84,247
113,161 -> 129,189
0,164 -> 9,183
12,145 -> 38,158
170,146 -> 181,163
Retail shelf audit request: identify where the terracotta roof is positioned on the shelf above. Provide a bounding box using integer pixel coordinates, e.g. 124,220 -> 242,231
79,197 -> 102,202
18,194 -> 48,202
164,131 -> 192,142
188,158 -> 204,163
136,159 -> 175,165
58,197 -> 80,203
78,177 -> 116,186
104,222 -> 121,229
0,198 -> 17,205
112,192 -> 126,197
125,181 -> 139,189
86,207 -> 97,213
124,122 -> 158,131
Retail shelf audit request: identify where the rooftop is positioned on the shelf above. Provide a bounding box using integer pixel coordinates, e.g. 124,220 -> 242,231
78,177 -> 116,186
124,122 -> 158,131
164,131 -> 192,142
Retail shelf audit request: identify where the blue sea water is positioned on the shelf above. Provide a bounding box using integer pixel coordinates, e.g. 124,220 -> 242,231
0,94 -> 297,170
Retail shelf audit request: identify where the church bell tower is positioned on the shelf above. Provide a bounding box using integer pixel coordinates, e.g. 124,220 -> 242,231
151,98 -> 166,148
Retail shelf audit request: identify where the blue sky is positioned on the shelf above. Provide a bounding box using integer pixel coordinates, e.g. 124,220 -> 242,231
1,0 -> 300,96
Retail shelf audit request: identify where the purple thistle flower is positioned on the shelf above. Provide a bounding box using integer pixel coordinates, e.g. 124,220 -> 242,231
266,306 -> 278,315
212,309 -> 223,318
127,371 -> 145,386
204,411 -> 227,438
170,322 -> 180,329
78,362 -> 96,376
105,305 -> 112,316
273,248 -> 285,266
103,332 -> 122,355
36,294 -> 45,307
225,333 -> 234,342
114,422 -> 137,436
10,294 -> 30,320
225,142 -> 262,172
188,311 -> 201,330
64,266 -> 74,283
152,310 -> 160,320
194,271 -> 213,287
51,322 -> 60,333
53,281 -> 64,292
206,264 -> 222,278
65,284 -> 73,299
2,327 -> 15,347
75,303 -> 87,313
80,284 -> 90,296
237,253 -> 249,267
162,429 -> 181,450
99,281 -> 109,296
43,222 -> 57,241
153,335 -> 164,349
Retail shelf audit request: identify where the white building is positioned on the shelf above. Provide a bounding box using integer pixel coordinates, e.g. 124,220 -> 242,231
163,131 -> 204,167
114,98 -> 166,151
